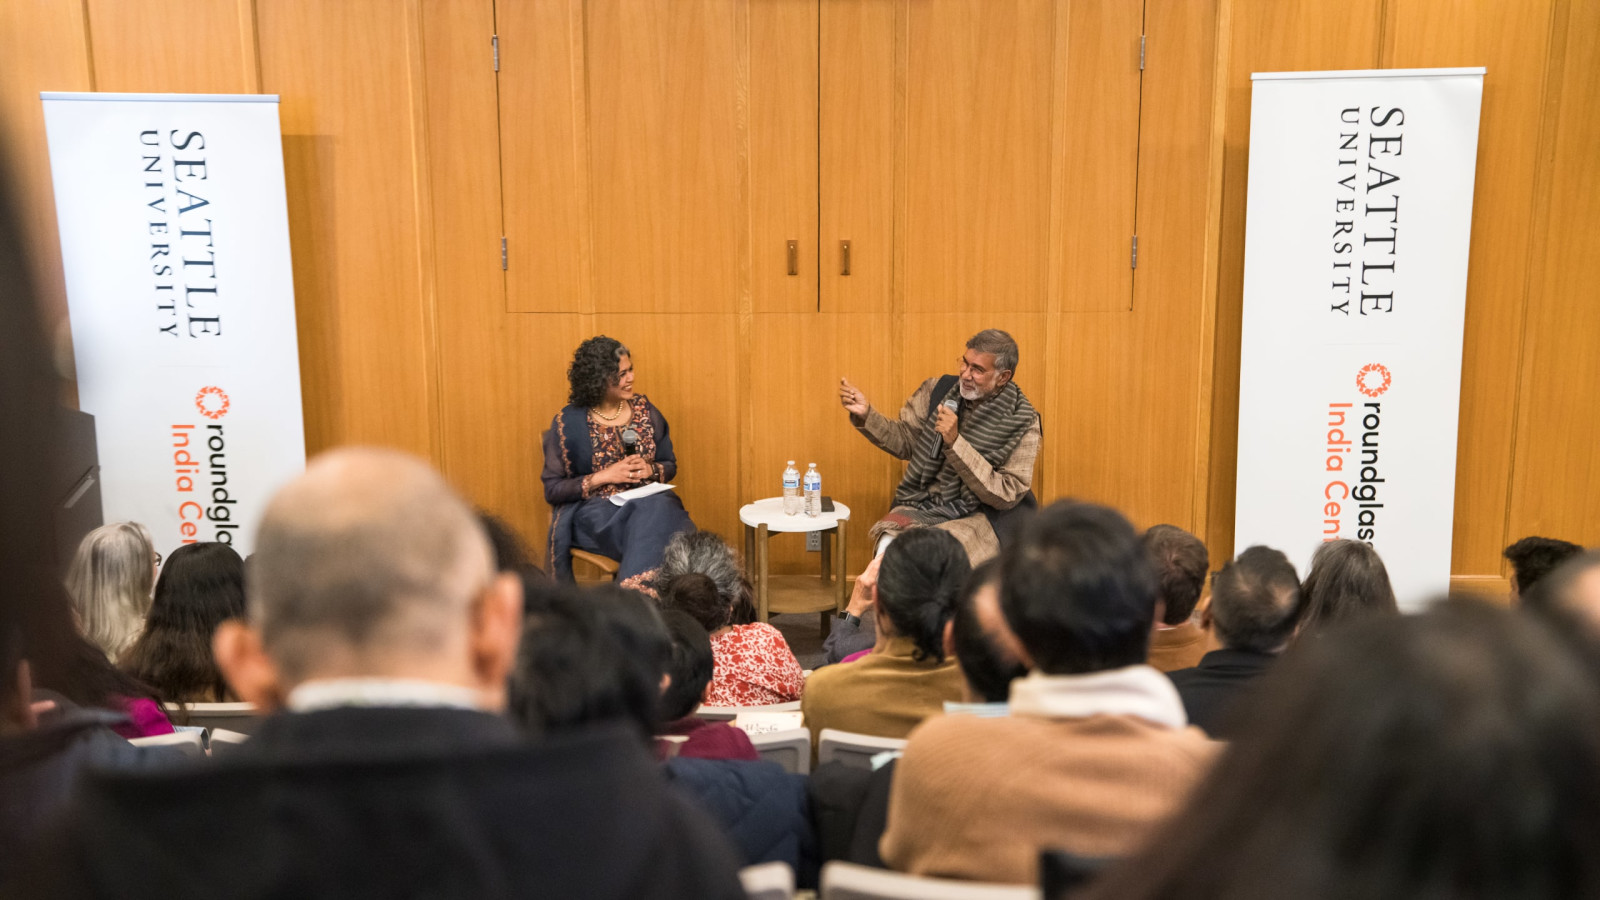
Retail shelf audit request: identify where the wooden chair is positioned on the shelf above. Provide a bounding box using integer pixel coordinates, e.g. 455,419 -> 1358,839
820,862 -> 1040,900
817,728 -> 908,770
570,548 -> 620,582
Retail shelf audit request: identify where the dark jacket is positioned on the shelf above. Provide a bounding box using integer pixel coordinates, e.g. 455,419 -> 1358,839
665,756 -> 818,886
808,758 -> 896,869
1167,648 -> 1278,739
0,705 -> 182,884
22,707 -> 745,900
821,610 -> 877,665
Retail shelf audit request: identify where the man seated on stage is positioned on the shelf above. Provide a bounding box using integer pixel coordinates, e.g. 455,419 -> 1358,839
839,329 -> 1041,564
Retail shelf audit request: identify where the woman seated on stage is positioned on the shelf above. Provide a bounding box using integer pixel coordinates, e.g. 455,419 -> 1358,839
542,336 -> 695,582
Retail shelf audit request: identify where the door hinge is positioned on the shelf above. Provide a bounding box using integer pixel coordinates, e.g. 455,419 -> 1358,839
1139,35 -> 1146,71
492,34 -> 500,72
501,236 -> 508,270
1130,235 -> 1139,269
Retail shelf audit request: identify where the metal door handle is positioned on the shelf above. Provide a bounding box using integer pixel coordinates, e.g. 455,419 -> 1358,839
840,240 -> 851,276
787,240 -> 798,276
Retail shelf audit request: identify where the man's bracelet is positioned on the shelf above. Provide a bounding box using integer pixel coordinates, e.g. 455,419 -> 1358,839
838,612 -> 861,627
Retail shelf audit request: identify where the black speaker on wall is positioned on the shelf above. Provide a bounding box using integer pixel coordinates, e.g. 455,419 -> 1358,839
54,407 -> 103,575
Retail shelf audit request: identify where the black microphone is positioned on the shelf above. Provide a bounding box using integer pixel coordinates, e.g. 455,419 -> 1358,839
621,428 -> 640,457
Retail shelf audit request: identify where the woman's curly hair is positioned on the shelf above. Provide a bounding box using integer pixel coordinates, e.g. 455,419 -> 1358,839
566,336 -> 631,408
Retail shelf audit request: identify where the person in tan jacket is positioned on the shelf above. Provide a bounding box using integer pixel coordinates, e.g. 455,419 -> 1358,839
880,501 -> 1219,885
1143,524 -> 1211,673
802,528 -> 969,746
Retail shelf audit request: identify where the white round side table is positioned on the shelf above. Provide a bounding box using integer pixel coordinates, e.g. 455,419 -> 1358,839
738,497 -> 851,630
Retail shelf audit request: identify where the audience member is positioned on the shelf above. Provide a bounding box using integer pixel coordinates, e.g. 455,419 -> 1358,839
658,609 -> 758,761
119,542 -> 244,707
477,509 -> 541,577
1504,535 -> 1585,603
880,501 -> 1217,884
1524,550 -> 1600,632
651,529 -> 756,623
22,448 -> 745,899
664,572 -> 804,706
510,580 -> 815,881
1142,525 -> 1211,672
0,626 -> 179,883
1086,601 -> 1600,900
63,522 -> 157,662
802,528 -> 969,744
1297,538 -> 1398,635
821,555 -> 882,664
1167,546 -> 1300,739
943,558 -> 1026,713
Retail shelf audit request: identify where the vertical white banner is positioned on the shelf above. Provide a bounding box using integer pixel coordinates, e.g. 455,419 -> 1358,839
43,92 -> 305,556
1234,69 -> 1484,609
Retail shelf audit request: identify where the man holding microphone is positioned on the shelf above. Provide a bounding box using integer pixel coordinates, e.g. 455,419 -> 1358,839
839,329 -> 1042,565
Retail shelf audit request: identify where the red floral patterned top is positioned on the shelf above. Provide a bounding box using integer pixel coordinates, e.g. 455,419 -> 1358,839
703,623 -> 806,707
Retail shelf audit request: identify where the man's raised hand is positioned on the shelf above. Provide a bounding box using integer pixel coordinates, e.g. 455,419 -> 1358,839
839,377 -> 870,418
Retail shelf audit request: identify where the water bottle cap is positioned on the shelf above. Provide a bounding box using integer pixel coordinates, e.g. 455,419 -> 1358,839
807,462 -> 816,467
787,460 -> 795,465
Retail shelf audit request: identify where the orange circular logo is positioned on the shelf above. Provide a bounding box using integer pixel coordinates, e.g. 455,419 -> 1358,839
1356,364 -> 1391,398
195,386 -> 231,419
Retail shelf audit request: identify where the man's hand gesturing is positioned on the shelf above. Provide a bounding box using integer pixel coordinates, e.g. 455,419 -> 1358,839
839,377 -> 870,418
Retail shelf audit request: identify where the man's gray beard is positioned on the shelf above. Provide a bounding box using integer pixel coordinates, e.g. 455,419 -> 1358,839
959,382 -> 984,401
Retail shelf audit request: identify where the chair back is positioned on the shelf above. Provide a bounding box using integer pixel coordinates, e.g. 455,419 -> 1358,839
695,700 -> 802,721
207,728 -> 252,758
739,861 -> 796,900
750,727 -> 811,774
129,730 -> 205,758
817,728 -> 908,770
163,701 -> 263,735
820,862 -> 1040,900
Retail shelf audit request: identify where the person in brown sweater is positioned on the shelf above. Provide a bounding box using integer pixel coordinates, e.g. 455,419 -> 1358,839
880,501 -> 1219,885
802,528 -> 969,746
1142,525 -> 1212,672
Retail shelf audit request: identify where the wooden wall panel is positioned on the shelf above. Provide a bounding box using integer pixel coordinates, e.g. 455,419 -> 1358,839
1203,0 -> 1386,565
586,0 -> 742,314
499,0 -> 591,314
6,0 -> 1595,591
0,0 -> 92,337
1383,0 -> 1564,578
819,0 -> 896,314
1059,0 -> 1143,312
1508,0 -> 1600,549
592,313 -> 743,545
84,0 -> 257,93
750,0 -> 819,314
747,313 -> 895,573
900,0 -> 1058,314
1127,0 -> 1223,533
257,0 -> 436,459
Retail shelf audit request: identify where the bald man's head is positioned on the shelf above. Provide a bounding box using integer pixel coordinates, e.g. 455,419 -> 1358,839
248,448 -> 498,685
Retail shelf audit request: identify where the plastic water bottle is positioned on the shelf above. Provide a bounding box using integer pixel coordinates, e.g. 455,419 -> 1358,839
803,463 -> 822,517
782,461 -> 801,516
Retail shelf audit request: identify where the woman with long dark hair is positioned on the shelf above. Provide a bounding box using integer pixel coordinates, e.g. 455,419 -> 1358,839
1297,538 -> 1398,635
120,542 -> 245,704
801,527 -> 970,742
541,336 -> 695,582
